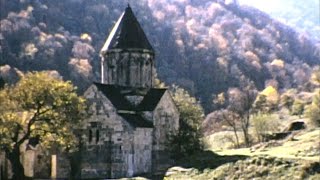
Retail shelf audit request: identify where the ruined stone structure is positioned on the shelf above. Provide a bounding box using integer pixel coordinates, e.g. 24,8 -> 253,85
59,5 -> 179,179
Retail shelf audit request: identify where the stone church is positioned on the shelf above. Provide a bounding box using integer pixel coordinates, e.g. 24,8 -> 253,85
68,5 -> 180,179
0,5 -> 179,179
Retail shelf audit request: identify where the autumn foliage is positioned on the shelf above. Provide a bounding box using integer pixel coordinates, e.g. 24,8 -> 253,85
0,72 -> 86,179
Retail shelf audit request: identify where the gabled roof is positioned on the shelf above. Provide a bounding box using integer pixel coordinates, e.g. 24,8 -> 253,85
94,83 -> 134,110
137,89 -> 167,111
101,5 -> 154,53
94,83 -> 166,111
118,113 -> 153,128
92,83 -> 168,128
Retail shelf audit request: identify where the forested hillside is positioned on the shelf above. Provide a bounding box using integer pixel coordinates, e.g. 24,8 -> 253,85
1,0 -> 320,113
238,0 -> 320,41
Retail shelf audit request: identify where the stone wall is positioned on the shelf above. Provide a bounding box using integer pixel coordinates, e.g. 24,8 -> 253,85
103,50 -> 155,88
81,85 -> 139,179
55,153 -> 71,178
133,128 -> 152,175
33,148 -> 50,178
22,146 -> 37,178
72,85 -> 179,178
152,91 -> 180,172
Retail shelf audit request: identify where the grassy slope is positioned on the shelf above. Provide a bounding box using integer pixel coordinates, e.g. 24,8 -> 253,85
165,114 -> 320,179
165,155 -> 320,180
217,128 -> 320,161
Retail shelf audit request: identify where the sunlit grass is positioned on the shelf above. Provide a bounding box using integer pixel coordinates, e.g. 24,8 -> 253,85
215,128 -> 320,162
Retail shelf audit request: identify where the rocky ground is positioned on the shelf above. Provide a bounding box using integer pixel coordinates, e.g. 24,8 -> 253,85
165,155 -> 320,180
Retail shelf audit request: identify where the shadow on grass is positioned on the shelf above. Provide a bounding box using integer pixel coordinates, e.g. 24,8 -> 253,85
148,150 -> 249,179
174,150 -> 249,171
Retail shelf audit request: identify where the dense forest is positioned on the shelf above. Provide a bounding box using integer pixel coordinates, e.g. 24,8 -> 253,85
1,0 -> 320,115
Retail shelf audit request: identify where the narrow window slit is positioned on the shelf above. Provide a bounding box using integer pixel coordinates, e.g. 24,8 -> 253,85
96,130 -> 100,143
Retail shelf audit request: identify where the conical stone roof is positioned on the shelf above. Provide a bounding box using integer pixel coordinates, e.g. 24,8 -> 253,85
101,5 -> 154,54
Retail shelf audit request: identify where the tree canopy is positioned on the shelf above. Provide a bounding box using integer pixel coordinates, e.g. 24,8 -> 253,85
168,85 -> 205,159
170,85 -> 204,131
306,89 -> 320,126
1,0 -> 320,113
0,71 -> 87,178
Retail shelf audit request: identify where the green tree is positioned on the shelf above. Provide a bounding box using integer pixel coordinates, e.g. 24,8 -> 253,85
252,114 -> 280,143
168,85 -> 205,159
253,94 -> 269,113
291,99 -> 305,117
279,92 -> 295,112
0,72 -> 86,179
306,89 -> 320,126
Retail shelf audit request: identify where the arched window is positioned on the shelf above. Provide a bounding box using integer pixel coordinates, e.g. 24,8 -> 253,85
89,130 -> 93,143
96,130 -> 100,143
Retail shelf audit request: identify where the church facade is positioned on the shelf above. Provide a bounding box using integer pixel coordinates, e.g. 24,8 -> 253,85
69,5 -> 179,179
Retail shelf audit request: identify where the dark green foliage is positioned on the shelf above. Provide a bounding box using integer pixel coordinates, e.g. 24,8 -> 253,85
168,85 -> 204,159
280,94 -> 295,112
253,94 -> 268,113
291,99 -> 305,117
168,120 -> 203,160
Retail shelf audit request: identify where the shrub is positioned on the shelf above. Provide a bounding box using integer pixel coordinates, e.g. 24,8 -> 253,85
168,85 -> 205,159
291,99 -> 305,117
306,90 -> 320,126
252,114 -> 280,142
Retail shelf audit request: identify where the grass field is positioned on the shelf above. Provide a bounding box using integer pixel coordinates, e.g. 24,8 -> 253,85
165,115 -> 320,179
216,128 -> 320,162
